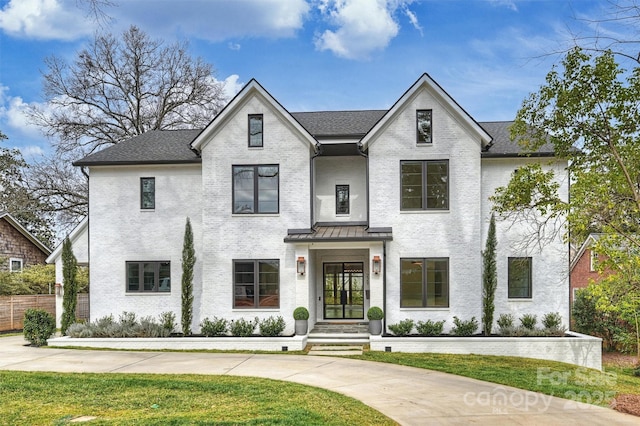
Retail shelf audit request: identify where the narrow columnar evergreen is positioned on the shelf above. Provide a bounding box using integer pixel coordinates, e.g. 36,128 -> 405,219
482,214 -> 498,336
181,217 -> 195,335
60,237 -> 78,335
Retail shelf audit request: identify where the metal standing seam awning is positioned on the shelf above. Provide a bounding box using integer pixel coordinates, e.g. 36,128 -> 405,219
284,225 -> 392,243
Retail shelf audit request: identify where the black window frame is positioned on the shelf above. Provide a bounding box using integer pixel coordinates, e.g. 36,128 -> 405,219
508,257 -> 532,299
400,257 -> 449,308
248,114 -> 264,147
232,164 -> 280,214
126,261 -> 171,293
140,177 -> 155,210
416,109 -> 433,144
233,259 -> 280,309
400,160 -> 449,210
335,184 -> 350,215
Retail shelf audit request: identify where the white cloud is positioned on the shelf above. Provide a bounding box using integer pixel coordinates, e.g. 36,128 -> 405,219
314,0 -> 417,60
222,74 -> 244,101
489,0 -> 518,12
0,0 -> 93,40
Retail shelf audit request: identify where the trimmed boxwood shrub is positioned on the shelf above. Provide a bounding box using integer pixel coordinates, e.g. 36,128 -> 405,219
259,316 -> 286,336
23,308 -> 55,347
293,307 -> 309,320
367,306 -> 384,320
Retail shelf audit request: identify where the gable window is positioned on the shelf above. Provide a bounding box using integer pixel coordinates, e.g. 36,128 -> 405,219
126,261 -> 170,292
9,258 -> 23,273
590,251 -> 598,272
336,184 -> 350,215
233,165 -> 279,214
248,114 -> 263,147
401,160 -> 448,210
400,258 -> 449,308
508,257 -> 532,298
234,259 -> 279,308
140,177 -> 155,209
417,110 -> 432,144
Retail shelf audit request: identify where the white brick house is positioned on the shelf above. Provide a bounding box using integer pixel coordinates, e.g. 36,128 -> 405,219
74,74 -> 569,334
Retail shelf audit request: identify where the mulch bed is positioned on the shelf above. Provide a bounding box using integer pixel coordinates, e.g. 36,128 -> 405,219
602,352 -> 640,416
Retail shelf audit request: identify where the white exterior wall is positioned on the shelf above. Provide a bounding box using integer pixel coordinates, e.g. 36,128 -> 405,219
88,164 -> 202,328
481,158 -> 570,327
314,156 -> 367,223
199,93 -> 312,334
368,89 -> 483,331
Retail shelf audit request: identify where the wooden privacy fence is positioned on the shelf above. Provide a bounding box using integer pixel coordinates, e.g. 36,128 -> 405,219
0,294 -> 89,332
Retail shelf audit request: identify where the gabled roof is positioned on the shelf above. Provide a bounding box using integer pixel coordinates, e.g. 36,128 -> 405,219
46,217 -> 88,264
359,73 -> 493,150
570,233 -> 603,272
0,212 -> 51,255
191,79 -> 317,152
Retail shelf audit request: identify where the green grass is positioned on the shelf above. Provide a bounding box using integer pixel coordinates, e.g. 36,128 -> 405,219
357,351 -> 640,406
0,371 -> 395,425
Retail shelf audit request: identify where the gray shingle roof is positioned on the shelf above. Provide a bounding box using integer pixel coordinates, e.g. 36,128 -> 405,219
74,114 -> 553,166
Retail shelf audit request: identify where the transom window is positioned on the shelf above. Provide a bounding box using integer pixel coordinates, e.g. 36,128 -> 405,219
233,165 -> 279,214
336,184 -> 350,215
401,160 -> 449,210
508,257 -> 532,298
400,258 -> 449,307
140,177 -> 155,209
417,109 -> 432,143
126,261 -> 170,292
248,114 -> 263,147
234,260 -> 279,308
9,258 -> 23,273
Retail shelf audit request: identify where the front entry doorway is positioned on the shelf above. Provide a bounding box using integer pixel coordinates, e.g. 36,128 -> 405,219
323,262 -> 364,319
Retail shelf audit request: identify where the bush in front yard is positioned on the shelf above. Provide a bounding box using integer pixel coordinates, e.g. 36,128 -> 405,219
230,317 -> 258,337
259,316 -> 286,336
415,319 -> 445,336
451,316 -> 478,336
23,309 -> 55,346
388,319 -> 414,336
200,317 -> 228,337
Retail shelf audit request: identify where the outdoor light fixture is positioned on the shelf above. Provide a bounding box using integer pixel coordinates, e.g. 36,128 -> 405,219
372,255 -> 381,274
297,256 -> 306,275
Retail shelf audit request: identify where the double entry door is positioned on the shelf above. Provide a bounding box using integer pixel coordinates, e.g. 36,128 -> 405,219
323,262 -> 364,319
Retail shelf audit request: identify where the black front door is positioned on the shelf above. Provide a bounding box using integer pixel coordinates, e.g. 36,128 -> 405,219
323,262 -> 364,319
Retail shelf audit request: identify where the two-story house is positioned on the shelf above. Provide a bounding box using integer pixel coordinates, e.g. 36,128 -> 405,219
74,74 -> 569,334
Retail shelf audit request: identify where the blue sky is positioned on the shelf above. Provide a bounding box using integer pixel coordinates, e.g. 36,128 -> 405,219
0,0 -> 621,160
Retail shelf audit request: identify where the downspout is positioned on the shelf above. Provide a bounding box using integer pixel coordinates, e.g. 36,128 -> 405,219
357,143 -> 370,226
310,143 -> 321,228
383,240 -> 387,333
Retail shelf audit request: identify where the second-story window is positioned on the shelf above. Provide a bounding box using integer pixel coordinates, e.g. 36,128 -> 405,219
249,114 -> 263,147
233,165 -> 279,214
401,160 -> 448,210
336,184 -> 350,215
141,177 -> 155,209
417,109 -> 432,144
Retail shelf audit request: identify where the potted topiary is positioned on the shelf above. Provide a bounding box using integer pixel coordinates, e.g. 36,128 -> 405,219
293,306 -> 309,335
367,306 -> 384,335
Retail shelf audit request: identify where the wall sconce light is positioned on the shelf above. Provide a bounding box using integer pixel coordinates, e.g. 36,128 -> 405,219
372,255 -> 381,274
54,283 -> 62,296
297,256 -> 306,275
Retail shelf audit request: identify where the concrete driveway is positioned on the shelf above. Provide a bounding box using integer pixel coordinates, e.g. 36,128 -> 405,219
0,335 -> 637,425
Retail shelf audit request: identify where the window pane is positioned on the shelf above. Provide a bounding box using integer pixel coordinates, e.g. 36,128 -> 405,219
508,258 -> 532,298
233,166 -> 255,213
249,115 -> 263,147
417,110 -> 432,143
258,260 -> 279,307
401,163 -> 423,209
401,259 -> 424,307
426,259 -> 448,307
336,185 -> 349,214
127,263 -> 140,291
159,262 -> 171,292
257,166 -> 278,213
426,162 -> 448,209
141,178 -> 155,209
143,263 -> 156,291
234,262 -> 255,307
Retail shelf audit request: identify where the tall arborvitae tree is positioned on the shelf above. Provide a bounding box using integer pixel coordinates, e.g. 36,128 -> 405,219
60,237 -> 78,335
482,214 -> 498,336
181,217 -> 195,335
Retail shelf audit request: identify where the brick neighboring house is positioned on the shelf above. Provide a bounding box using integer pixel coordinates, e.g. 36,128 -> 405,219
569,234 -> 613,306
0,212 -> 51,273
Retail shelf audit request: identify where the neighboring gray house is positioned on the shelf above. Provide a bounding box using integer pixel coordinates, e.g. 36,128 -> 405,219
74,74 -> 569,334
0,211 -> 51,273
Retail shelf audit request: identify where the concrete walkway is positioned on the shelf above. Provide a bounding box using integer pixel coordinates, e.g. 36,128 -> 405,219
0,335 -> 637,425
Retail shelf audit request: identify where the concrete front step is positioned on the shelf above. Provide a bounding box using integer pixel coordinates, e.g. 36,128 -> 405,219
308,345 -> 364,356
306,333 -> 370,345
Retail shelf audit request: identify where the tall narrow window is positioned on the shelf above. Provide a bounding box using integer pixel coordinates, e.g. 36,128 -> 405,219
234,259 -> 279,308
233,165 -> 279,214
248,114 -> 263,147
400,258 -> 449,307
140,177 -> 155,209
126,261 -> 170,292
336,184 -> 350,215
417,110 -> 432,144
401,160 -> 448,210
508,257 -> 532,298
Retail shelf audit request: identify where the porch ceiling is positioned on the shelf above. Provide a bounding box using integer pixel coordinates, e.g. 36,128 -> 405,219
284,225 -> 392,243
